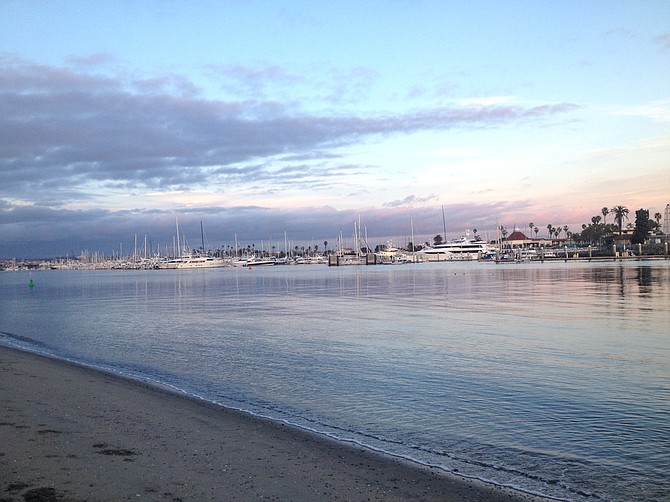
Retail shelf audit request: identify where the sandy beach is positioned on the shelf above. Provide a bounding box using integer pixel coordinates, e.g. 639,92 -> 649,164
1,346 -> 551,501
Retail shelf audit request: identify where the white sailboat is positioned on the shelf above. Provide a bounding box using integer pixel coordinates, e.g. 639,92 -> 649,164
157,219 -> 226,269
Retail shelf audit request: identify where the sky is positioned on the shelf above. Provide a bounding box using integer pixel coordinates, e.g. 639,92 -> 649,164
1,0 -> 669,258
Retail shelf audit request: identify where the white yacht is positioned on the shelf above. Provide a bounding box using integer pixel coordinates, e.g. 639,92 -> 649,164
418,232 -> 493,261
158,254 -> 227,269
375,242 -> 416,264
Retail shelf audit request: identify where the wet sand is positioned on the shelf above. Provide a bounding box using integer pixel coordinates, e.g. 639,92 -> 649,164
0,346 -> 551,501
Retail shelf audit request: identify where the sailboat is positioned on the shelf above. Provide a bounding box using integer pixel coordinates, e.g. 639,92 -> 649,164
157,220 -> 226,269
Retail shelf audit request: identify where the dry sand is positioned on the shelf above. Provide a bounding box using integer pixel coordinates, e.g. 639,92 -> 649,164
0,346 -> 551,501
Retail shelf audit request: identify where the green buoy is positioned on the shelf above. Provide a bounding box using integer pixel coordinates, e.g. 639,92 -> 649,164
28,278 -> 34,289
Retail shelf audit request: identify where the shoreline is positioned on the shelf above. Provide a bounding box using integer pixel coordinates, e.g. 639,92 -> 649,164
0,345 -> 552,501
2,252 -> 669,271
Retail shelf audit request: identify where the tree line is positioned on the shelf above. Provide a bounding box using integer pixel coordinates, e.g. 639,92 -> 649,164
525,205 -> 664,247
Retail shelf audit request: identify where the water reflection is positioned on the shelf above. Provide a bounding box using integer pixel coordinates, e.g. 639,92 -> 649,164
636,266 -> 655,301
580,262 -> 669,315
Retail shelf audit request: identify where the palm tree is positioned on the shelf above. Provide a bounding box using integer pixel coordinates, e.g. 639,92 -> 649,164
534,227 -> 539,238
601,207 -> 609,224
611,205 -> 629,235
547,224 -> 552,238
529,222 -> 534,239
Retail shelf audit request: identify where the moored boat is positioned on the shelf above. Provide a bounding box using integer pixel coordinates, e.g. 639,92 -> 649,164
375,241 -> 415,264
418,232 -> 494,261
157,254 -> 227,269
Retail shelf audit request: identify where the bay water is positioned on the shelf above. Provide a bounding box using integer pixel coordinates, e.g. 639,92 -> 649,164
1,261 -> 668,501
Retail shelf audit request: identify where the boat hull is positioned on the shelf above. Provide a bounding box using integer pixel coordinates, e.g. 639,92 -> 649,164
157,257 -> 227,269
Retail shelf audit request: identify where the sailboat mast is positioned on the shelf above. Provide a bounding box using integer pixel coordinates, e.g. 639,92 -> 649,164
200,221 -> 205,254
441,205 -> 447,242
176,218 -> 181,257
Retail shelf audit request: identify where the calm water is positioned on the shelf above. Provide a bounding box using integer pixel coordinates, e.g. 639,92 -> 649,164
1,261 -> 669,501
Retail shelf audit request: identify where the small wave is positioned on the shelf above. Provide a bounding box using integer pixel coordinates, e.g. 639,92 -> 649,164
0,330 -> 52,351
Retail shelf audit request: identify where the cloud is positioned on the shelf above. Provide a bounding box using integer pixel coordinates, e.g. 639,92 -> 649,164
383,194 -> 439,208
619,98 -> 670,123
205,62 -> 305,97
319,66 -> 379,104
0,200 -> 524,258
66,53 -> 118,68
0,57 -> 582,257
653,33 -> 670,51
131,74 -> 203,97
1,57 -> 580,200
458,96 -> 517,107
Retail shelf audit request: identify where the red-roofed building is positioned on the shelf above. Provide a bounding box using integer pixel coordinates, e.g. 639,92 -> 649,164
505,226 -> 531,247
504,225 -> 553,248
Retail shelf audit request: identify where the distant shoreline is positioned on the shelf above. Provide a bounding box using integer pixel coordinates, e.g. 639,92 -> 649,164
2,253 -> 669,271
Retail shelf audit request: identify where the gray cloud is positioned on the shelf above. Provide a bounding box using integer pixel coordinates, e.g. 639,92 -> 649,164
66,53 -> 118,68
0,201 -> 524,258
383,194 -> 439,208
0,57 -> 579,257
205,62 -> 305,98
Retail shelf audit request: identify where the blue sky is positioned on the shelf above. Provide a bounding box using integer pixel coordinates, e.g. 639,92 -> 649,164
1,0 -> 669,258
